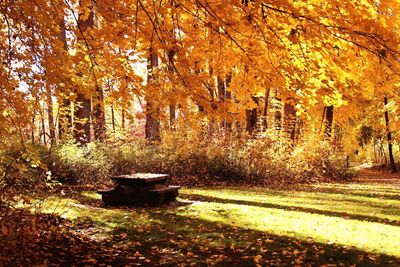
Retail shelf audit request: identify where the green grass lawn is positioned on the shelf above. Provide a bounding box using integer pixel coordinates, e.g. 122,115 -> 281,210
25,181 -> 400,266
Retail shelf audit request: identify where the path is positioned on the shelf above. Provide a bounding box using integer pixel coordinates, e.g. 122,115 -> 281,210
354,167 -> 400,186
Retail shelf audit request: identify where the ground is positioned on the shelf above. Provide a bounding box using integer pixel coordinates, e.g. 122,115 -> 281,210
1,168 -> 400,266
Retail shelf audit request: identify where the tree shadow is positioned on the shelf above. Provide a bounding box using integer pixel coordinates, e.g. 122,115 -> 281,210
105,209 -> 400,266
295,188 -> 400,201
215,187 -> 400,210
299,194 -> 400,210
180,193 -> 400,227
14,192 -> 400,266
205,185 -> 400,201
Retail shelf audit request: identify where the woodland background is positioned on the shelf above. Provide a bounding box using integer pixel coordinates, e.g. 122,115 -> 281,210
2,0 -> 400,265
1,0 -> 399,191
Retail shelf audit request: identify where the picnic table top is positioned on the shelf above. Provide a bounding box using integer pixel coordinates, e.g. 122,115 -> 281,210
110,173 -> 169,183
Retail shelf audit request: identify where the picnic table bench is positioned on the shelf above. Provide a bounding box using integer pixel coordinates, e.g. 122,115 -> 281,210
98,173 -> 180,206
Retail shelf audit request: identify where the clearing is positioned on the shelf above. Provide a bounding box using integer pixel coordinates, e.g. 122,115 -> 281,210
2,168 -> 400,266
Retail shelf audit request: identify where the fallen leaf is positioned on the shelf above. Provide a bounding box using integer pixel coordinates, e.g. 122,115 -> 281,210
254,254 -> 262,263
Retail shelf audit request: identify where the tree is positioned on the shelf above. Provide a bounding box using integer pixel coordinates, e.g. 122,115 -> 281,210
283,99 -> 297,142
73,2 -> 94,144
57,17 -> 72,140
145,47 -> 161,143
325,106 -> 334,138
0,0 -> 400,161
384,96 -> 397,173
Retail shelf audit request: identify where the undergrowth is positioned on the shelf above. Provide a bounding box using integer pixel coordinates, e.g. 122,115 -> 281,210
43,131 -> 354,186
1,130 -> 355,196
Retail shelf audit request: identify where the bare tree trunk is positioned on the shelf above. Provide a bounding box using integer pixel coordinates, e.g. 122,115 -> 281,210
74,95 -> 91,144
111,104 -> 116,133
274,90 -> 282,132
121,108 -> 125,130
384,96 -> 397,173
325,105 -> 334,138
41,110 -> 46,145
379,139 -> 387,165
320,107 -> 326,133
31,116 -> 35,144
295,119 -> 302,143
46,83 -> 55,143
145,48 -> 160,143
283,100 -> 296,142
167,49 -> 176,129
92,86 -> 106,141
263,88 -> 270,130
217,76 -> 227,129
333,124 -> 343,149
373,142 -> 377,164
246,97 -> 259,134
225,73 -> 232,129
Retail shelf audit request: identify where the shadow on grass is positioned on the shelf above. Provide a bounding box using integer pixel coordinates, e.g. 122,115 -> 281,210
287,193 -> 400,213
105,207 -> 400,266
180,193 -> 400,227
216,187 -> 400,210
206,185 -> 400,202
298,188 -> 400,201
24,191 -> 400,266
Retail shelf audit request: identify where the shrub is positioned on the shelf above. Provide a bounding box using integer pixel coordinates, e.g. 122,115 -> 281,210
47,141 -> 110,184
4,130 -> 354,188
0,140 -> 48,202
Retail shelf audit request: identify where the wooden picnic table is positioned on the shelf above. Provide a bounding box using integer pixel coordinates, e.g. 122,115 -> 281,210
98,173 -> 180,206
110,173 -> 169,186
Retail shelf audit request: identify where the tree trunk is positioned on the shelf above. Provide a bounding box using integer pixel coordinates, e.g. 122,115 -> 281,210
92,86 -> 106,141
31,116 -> 35,144
373,142 -> 377,164
46,83 -> 55,143
320,107 -> 326,133
145,48 -> 160,143
384,96 -> 397,173
111,104 -> 116,133
217,75 -> 226,128
283,100 -> 296,142
121,108 -> 125,130
263,87 -> 270,130
194,61 -> 205,114
40,107 -> 46,145
380,139 -> 388,166
73,3 -> 94,144
246,97 -> 258,134
74,3 -> 96,143
74,95 -> 91,144
167,49 -> 176,129
225,73 -> 232,129
58,18 -> 71,139
274,90 -> 282,132
325,105 -> 334,138
90,9 -> 105,141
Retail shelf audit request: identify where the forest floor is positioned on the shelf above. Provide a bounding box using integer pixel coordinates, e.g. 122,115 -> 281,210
1,168 -> 400,266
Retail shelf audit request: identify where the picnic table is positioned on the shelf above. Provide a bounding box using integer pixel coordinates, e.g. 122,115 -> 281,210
98,173 -> 180,205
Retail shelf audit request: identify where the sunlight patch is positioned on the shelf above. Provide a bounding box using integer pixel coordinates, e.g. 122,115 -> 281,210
177,200 -> 400,257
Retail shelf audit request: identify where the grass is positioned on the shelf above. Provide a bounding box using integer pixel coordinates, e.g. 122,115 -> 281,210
23,181 -> 400,266
180,188 -> 400,256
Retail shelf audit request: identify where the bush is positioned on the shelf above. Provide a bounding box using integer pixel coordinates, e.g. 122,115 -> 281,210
47,141 -> 111,184
0,140 -> 48,199
4,131 -> 354,188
